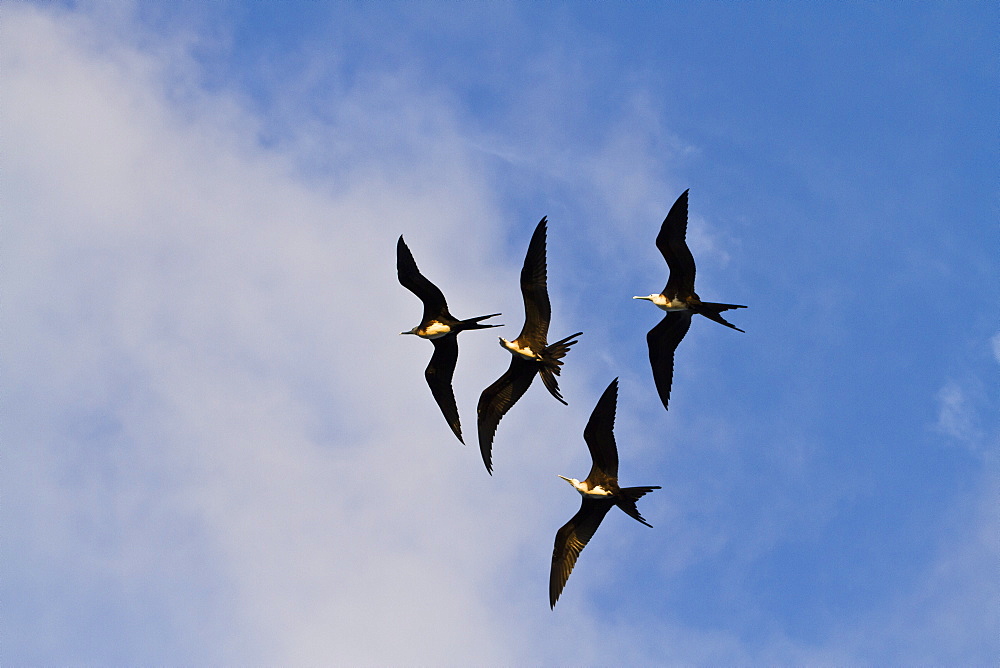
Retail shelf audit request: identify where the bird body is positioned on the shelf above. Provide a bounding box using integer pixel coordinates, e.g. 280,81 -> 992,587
397,236 -> 502,444
557,476 -> 613,497
403,320 -> 453,339
499,337 -> 540,360
634,189 -> 746,410
549,378 -> 660,608
477,217 -> 582,473
633,293 -> 688,311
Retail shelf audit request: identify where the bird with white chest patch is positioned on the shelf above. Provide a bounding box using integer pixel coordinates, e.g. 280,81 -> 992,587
397,235 -> 502,444
549,378 -> 661,608
634,189 -> 747,411
477,217 -> 582,474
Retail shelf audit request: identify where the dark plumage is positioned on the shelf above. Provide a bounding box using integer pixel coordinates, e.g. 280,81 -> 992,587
634,189 -> 746,410
550,378 -> 660,608
397,236 -> 501,444
477,217 -> 582,473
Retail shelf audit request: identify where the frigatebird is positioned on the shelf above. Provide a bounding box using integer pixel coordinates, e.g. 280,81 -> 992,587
477,217 -> 582,473
397,235 -> 501,444
550,378 -> 660,608
634,189 -> 746,410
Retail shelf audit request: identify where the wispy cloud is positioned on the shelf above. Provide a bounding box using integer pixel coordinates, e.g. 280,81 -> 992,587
935,382 -> 984,448
5,3 -> 998,665
4,4 -> 523,663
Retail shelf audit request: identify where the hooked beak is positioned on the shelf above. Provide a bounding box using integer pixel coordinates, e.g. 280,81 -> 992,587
557,475 -> 572,484
400,330 -> 414,335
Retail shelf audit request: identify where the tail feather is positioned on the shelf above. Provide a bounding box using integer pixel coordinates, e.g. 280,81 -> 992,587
694,302 -> 746,333
538,332 -> 583,404
456,313 -> 503,331
616,486 -> 661,527
699,301 -> 746,312
539,367 -> 567,405
542,331 -> 583,364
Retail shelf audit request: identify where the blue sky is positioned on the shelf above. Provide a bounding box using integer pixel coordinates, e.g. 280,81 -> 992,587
4,1 -> 998,664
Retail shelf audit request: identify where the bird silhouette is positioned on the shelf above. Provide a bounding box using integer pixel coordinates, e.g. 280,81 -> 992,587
634,189 -> 746,410
477,217 -> 581,473
550,378 -> 660,608
398,236 -> 501,443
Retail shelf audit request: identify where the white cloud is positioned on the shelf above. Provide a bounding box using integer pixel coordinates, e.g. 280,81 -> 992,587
6,3 -> 734,664
4,4 -> 524,663
5,3 -> 998,665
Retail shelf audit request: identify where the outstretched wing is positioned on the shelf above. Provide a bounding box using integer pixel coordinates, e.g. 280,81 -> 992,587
549,498 -> 614,608
582,378 -> 620,481
655,190 -> 696,298
397,236 -> 449,323
647,311 -> 692,411
476,357 -> 537,474
517,218 -> 551,348
425,334 -> 463,444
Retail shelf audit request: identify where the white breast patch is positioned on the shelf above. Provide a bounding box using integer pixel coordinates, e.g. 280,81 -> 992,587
419,321 -> 451,338
502,338 -> 538,360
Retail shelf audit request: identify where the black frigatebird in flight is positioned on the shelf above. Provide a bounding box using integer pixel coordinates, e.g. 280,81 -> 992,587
397,235 -> 501,444
477,217 -> 582,474
550,378 -> 660,608
634,189 -> 746,410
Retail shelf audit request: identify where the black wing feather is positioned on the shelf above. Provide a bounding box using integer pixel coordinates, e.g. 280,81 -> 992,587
517,218 -> 551,348
647,311 -> 693,411
426,334 -> 463,443
397,236 -> 449,323
655,190 -> 697,298
582,378 -> 620,481
476,357 -> 537,473
549,499 -> 615,608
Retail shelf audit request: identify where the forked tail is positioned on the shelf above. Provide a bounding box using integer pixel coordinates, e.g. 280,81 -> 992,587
538,331 -> 583,405
616,485 -> 661,527
694,302 -> 746,333
456,313 -> 503,331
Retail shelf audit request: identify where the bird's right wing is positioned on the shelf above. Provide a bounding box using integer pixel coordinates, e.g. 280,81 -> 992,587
426,335 -> 463,444
397,236 -> 449,323
476,357 -> 536,474
517,218 -> 552,346
654,189 -> 697,298
549,498 -> 614,608
647,311 -> 693,411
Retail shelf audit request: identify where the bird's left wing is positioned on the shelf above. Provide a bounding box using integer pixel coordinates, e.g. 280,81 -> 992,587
582,378 -> 620,480
655,190 -> 697,298
397,236 -> 449,323
517,218 -> 552,346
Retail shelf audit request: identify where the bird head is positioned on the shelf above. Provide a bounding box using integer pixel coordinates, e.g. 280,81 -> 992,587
558,475 -> 580,488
